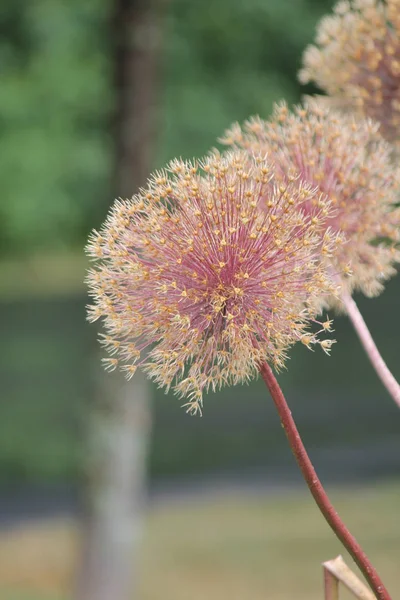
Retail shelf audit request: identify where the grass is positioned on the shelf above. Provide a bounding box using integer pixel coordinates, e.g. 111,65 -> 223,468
0,480 -> 399,600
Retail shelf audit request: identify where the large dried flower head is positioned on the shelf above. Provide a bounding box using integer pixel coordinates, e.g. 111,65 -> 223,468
86,151 -> 339,414
299,0 -> 400,145
221,100 -> 400,305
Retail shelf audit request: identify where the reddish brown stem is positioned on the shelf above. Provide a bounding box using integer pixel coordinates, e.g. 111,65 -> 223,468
259,361 -> 391,600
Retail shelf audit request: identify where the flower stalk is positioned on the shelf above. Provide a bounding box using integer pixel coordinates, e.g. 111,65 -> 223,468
342,292 -> 400,409
259,360 -> 391,600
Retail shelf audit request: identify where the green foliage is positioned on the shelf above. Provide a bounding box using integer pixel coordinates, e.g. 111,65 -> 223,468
0,0 -> 334,256
0,0 -> 111,255
157,0 -> 332,164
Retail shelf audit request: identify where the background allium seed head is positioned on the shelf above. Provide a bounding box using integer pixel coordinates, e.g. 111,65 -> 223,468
299,0 -> 400,145
221,100 -> 400,306
86,151 -> 339,414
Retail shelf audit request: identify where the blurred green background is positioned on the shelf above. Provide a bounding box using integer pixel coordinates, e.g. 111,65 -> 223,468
0,1 -> 400,598
1,0 -> 399,485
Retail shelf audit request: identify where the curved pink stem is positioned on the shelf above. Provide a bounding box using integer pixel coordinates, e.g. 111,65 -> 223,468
342,292 -> 400,409
259,361 -> 392,600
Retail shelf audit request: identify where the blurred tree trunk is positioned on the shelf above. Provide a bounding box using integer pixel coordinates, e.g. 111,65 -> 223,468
113,0 -> 164,197
75,1 -> 165,599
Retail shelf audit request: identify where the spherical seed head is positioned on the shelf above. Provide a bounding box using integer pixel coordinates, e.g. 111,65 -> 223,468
220,100 -> 400,306
299,0 -> 400,145
86,151 -> 339,414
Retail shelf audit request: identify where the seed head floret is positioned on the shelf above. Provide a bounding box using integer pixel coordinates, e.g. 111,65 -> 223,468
221,100 -> 400,306
86,151 -> 339,414
299,0 -> 400,145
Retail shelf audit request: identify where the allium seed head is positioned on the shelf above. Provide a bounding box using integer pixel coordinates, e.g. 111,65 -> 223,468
299,0 -> 400,145
221,100 -> 400,305
86,151 -> 339,414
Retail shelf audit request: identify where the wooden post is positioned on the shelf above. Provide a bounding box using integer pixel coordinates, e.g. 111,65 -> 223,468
323,556 -> 377,600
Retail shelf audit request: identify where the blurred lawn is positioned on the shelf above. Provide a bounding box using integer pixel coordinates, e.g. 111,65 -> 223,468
0,480 -> 399,600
